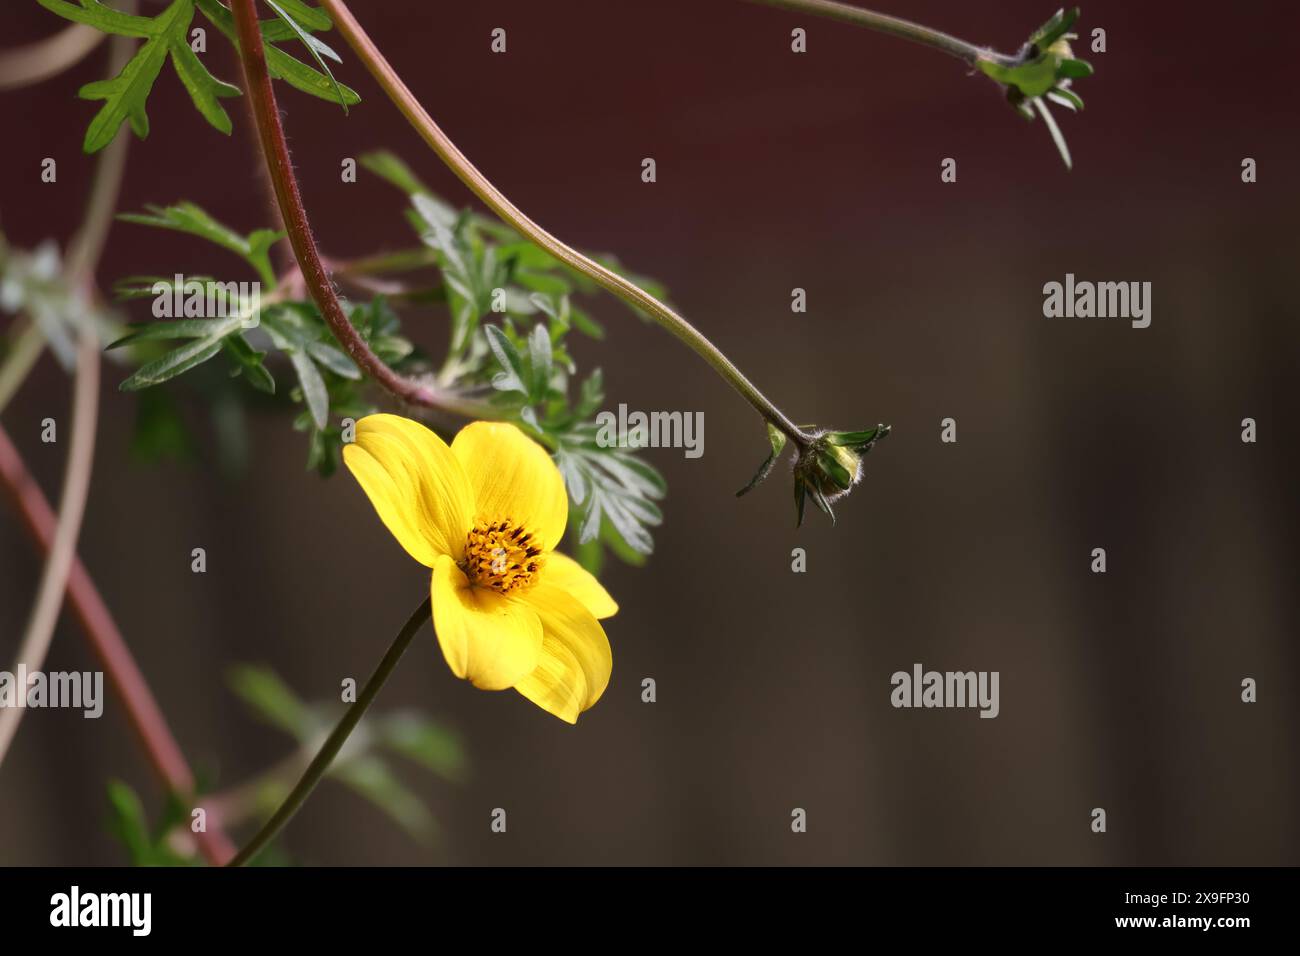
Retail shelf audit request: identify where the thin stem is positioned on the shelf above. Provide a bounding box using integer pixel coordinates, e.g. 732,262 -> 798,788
0,322 -> 44,415
229,0 -> 484,420
0,22 -> 131,768
320,0 -> 812,448
333,247 -> 438,278
200,748 -> 310,831
742,0 -> 1013,66
0,335 -> 99,765
0,424 -> 236,865
0,22 -> 104,91
226,595 -> 432,867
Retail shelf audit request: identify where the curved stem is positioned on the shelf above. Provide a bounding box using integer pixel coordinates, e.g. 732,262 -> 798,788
0,323 -> 45,415
229,0 -> 488,420
0,22 -> 133,768
0,425 -> 236,865
0,334 -> 99,765
320,0 -> 812,448
742,0 -> 1013,66
0,22 -> 104,91
227,594 -> 432,867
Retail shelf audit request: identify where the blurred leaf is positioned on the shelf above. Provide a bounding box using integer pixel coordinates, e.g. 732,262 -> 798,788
130,388 -> 195,463
1027,7 -> 1078,50
1046,88 -> 1083,112
1032,96 -> 1073,170
333,755 -> 436,842
375,711 -> 467,782
227,664 -> 313,740
1059,58 -> 1094,78
105,779 -> 201,866
359,150 -> 431,196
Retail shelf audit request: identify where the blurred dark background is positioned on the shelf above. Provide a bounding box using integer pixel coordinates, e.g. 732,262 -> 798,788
1,0 -> 1297,865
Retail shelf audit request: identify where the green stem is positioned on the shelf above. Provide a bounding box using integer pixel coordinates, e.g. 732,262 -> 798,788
742,0 -> 1014,66
321,0 -> 813,449
333,247 -> 438,277
0,323 -> 45,415
226,595 -> 432,867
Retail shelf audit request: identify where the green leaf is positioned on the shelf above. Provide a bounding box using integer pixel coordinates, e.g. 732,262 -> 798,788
1046,88 -> 1083,112
107,318 -> 229,348
484,324 -> 528,394
306,341 -> 360,379
119,203 -> 282,286
105,779 -> 201,866
37,0 -> 154,36
40,0 -> 243,153
195,0 -> 360,107
737,422 -> 788,497
978,55 -> 1059,99
1058,58 -> 1094,79
1032,96 -> 1073,171
576,368 -> 604,418
227,664 -> 313,740
118,317 -> 241,390
288,347 -> 329,429
825,426 -> 885,447
105,779 -> 151,862
222,334 -> 275,393
359,150 -> 430,196
817,450 -> 853,491
130,388 -> 195,463
1028,7 -> 1079,50
333,755 -> 435,842
527,322 -> 552,401
418,208 -> 501,354
265,0 -> 331,33
376,712 -> 466,782
261,0 -> 347,113
554,431 -> 666,558
112,273 -> 215,302
167,33 -> 241,133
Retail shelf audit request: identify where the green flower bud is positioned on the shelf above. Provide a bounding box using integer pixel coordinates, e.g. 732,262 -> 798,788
791,424 -> 890,526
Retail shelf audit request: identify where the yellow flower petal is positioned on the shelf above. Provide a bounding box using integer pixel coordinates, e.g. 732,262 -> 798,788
451,422 -> 567,552
343,414 -> 475,566
514,583 -> 612,723
543,552 -> 618,619
432,556 -> 543,690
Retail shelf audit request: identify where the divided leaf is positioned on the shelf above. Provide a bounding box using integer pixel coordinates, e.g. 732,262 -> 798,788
118,203 -> 282,286
195,0 -> 359,108
38,0 -> 359,152
39,0 -> 241,153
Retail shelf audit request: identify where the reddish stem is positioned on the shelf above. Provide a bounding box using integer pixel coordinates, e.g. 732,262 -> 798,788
0,425 -> 235,865
230,0 -> 481,416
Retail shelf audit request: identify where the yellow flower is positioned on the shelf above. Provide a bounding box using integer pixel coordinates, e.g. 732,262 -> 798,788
343,414 -> 617,723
